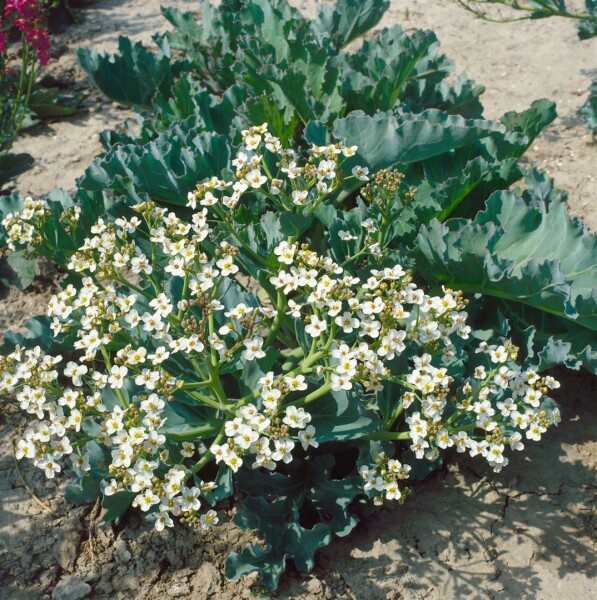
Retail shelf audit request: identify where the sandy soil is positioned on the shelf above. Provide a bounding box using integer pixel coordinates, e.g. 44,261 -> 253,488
1,1 -> 596,599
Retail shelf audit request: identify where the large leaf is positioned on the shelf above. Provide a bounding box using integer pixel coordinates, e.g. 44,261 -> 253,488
333,109 -> 507,172
311,0 -> 390,50
77,36 -> 177,108
79,130 -> 231,205
415,173 -> 597,370
229,453 -> 367,589
0,315 -> 76,353
226,496 -> 331,590
330,21 -> 486,118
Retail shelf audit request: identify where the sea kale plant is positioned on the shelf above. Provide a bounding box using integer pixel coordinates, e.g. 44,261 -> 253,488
69,0 -> 597,374
0,0 -> 595,590
1,126 -> 563,588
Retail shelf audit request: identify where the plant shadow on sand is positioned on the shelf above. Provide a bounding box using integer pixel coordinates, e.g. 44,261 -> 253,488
0,369 -> 594,599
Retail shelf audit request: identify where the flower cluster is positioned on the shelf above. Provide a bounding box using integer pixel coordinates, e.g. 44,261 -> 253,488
189,123 -> 368,218
1,123 -> 561,531
360,341 -> 561,504
212,399 -> 317,473
2,0 -> 51,65
360,455 -> 412,505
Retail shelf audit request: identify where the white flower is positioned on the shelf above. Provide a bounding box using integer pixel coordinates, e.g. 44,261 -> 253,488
305,315 -> 328,338
244,169 -> 267,188
352,166 -> 369,181
154,512 -> 174,531
490,345 -> 508,363
135,489 -> 160,512
384,482 -> 402,501
200,509 -> 219,530
330,373 -> 353,391
224,452 -> 243,472
64,361 -> 88,387
284,374 -> 308,392
108,365 -> 128,389
272,439 -> 295,463
298,425 -> 319,450
180,486 -> 201,512
338,230 -> 358,241
38,455 -> 61,479
216,256 -> 238,276
291,190 -> 308,205
15,439 -> 35,460
282,406 -> 311,429
243,337 -> 266,361
274,241 -> 296,265
234,426 -> 259,450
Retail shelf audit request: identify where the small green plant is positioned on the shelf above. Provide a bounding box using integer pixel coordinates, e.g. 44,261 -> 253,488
1,126 -> 562,589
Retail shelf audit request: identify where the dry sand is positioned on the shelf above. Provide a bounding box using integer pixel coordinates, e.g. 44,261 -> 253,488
1,1 -> 596,598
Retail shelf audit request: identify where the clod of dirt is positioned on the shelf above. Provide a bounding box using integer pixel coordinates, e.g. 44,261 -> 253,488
51,576 -> 91,600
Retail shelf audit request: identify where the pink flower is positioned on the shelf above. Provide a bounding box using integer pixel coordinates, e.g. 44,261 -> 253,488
3,1 -> 51,66
5,1 -> 40,20
26,27 -> 50,65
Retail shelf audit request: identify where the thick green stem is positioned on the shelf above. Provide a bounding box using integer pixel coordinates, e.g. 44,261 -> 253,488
366,430 -> 411,441
188,389 -> 224,411
190,429 -> 226,475
293,382 -> 332,407
265,290 -> 286,347
99,345 -> 128,409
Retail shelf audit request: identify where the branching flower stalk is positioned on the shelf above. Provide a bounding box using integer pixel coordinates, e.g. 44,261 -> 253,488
1,123 -> 561,531
454,0 -> 597,23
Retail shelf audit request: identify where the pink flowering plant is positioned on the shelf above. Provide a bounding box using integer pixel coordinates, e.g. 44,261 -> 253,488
0,0 -> 51,155
1,124 -> 562,588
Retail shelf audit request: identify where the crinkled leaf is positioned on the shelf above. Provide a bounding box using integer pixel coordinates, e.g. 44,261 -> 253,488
239,347 -> 281,396
77,37 -> 176,108
64,474 -> 101,505
159,400 -> 219,441
239,93 -> 299,146
334,109 -> 507,172
3,251 -> 36,290
226,496 -> 330,589
153,75 -> 243,135
311,0 -> 390,50
307,455 -> 364,537
260,211 -> 285,250
0,315 -> 74,353
415,174 -> 597,370
79,130 -> 230,205
201,463 -> 234,505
